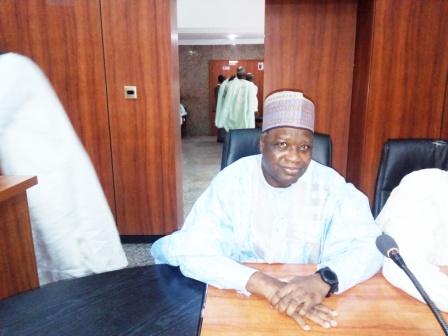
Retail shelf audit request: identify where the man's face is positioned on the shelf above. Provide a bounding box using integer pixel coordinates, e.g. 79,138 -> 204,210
260,127 -> 313,188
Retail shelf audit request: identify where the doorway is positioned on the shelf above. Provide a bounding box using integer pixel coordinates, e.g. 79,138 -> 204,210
177,0 -> 265,218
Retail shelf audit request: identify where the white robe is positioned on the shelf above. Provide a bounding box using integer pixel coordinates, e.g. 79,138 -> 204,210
376,168 -> 448,312
0,52 -> 128,285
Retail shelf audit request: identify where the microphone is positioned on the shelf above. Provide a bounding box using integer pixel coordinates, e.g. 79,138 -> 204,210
376,233 -> 448,335
375,233 -> 406,268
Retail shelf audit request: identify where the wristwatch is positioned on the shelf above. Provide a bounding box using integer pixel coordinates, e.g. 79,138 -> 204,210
315,267 -> 339,297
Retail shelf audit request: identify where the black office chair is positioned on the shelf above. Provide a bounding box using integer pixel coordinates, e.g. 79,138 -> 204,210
372,138 -> 448,217
221,128 -> 332,170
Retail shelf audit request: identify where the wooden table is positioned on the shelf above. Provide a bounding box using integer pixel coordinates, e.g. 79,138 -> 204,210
0,176 -> 38,299
0,265 -> 206,335
201,264 -> 448,335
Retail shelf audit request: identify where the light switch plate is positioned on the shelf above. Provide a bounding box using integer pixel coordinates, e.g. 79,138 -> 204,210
124,85 -> 137,99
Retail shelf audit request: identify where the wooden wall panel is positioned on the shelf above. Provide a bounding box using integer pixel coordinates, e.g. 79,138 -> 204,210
347,0 -> 448,201
101,0 -> 182,234
347,0 -> 374,187
0,0 -> 116,214
264,0 -> 358,175
443,75 -> 448,138
169,0 -> 184,233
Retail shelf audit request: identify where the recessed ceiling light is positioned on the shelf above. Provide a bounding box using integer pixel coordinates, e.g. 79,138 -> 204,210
227,34 -> 238,40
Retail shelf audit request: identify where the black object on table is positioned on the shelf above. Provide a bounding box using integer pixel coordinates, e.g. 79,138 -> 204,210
0,265 -> 206,335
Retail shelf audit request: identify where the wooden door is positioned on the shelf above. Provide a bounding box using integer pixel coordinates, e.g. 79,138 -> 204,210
101,0 -> 182,234
0,0 -> 115,214
209,59 -> 264,135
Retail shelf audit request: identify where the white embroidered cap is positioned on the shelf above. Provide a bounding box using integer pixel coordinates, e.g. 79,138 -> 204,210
262,91 -> 315,132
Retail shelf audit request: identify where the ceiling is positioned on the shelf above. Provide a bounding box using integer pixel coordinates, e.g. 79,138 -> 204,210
177,0 -> 265,45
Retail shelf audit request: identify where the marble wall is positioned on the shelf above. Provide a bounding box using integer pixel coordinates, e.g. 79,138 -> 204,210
179,44 -> 264,136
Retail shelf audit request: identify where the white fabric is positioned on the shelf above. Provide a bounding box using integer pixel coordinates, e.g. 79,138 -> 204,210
179,103 -> 187,125
262,91 -> 314,132
0,52 -> 127,285
247,81 -> 258,114
215,78 -> 230,128
376,168 -> 448,312
152,156 -> 382,295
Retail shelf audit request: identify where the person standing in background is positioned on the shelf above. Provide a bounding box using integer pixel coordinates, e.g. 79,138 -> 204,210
245,72 -> 258,124
214,74 -> 227,142
216,66 -> 257,133
214,74 -> 226,110
215,73 -> 233,143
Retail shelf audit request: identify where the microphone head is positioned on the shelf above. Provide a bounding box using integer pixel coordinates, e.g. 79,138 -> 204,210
376,233 -> 399,258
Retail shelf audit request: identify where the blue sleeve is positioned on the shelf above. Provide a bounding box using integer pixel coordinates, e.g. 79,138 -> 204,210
319,183 -> 383,293
150,173 -> 257,294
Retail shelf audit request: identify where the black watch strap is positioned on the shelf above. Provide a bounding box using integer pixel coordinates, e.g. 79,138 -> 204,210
315,267 -> 339,297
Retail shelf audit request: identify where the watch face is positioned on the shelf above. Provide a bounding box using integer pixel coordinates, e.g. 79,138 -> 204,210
319,267 -> 338,286
317,267 -> 339,297
323,269 -> 337,282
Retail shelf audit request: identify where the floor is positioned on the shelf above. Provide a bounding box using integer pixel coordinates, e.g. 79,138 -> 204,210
122,136 -> 222,267
182,136 -> 222,217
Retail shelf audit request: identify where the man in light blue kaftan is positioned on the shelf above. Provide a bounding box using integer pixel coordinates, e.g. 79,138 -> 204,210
151,90 -> 382,331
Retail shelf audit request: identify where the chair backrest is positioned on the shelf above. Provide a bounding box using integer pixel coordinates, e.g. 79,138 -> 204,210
372,138 -> 448,217
221,128 -> 332,170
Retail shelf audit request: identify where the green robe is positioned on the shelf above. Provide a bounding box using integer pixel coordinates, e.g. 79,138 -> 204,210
215,79 -> 258,131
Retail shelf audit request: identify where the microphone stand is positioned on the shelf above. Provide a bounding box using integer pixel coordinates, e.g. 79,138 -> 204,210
390,252 -> 448,335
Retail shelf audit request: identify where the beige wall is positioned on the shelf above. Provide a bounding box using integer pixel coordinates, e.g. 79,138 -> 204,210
179,44 -> 264,136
